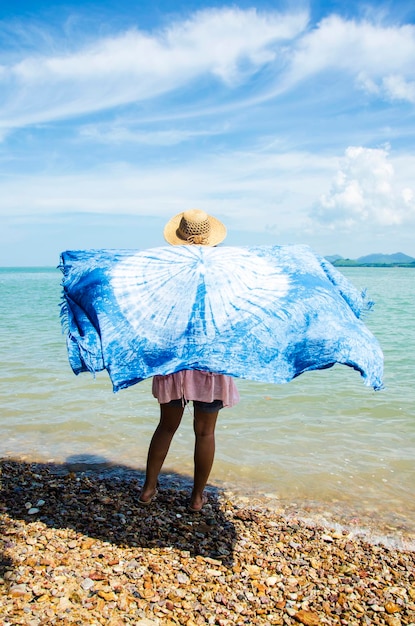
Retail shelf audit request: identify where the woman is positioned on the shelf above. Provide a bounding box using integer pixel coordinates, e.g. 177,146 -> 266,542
138,209 -> 240,511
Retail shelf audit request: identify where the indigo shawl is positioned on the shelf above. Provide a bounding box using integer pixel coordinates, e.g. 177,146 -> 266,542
59,245 -> 384,392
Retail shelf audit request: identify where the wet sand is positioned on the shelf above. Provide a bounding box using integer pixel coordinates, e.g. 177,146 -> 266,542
1,459 -> 415,625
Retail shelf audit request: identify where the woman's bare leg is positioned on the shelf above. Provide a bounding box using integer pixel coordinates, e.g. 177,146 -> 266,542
190,407 -> 219,511
139,403 -> 184,503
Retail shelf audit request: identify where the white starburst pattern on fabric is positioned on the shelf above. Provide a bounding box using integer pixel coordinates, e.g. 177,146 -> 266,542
111,246 -> 290,344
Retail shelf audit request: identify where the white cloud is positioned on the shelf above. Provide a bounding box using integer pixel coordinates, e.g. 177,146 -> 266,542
0,146 -> 330,230
162,7 -> 303,85
1,140 -> 414,261
0,7 -> 307,130
2,9 -> 415,136
382,74 -> 415,103
314,146 -> 415,228
79,122 -> 226,145
285,16 -> 415,103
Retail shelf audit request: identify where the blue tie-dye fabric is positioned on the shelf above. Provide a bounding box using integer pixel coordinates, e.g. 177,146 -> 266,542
59,245 -> 384,392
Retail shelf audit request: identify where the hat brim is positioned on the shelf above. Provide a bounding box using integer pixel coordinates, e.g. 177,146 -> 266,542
163,212 -> 227,246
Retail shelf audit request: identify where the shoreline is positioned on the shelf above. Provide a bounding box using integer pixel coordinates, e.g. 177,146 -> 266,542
1,460 -> 415,625
1,455 -> 414,551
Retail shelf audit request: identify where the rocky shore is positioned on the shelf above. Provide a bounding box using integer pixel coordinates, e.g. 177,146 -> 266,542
1,460 -> 414,625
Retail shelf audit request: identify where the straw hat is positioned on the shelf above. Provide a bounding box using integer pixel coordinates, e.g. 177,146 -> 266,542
163,209 -> 227,246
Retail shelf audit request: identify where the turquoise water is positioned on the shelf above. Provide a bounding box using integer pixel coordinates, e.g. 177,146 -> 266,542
0,266 -> 414,545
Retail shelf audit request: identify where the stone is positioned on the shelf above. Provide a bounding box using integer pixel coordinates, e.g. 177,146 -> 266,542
294,609 -> 320,625
1,460 -> 414,626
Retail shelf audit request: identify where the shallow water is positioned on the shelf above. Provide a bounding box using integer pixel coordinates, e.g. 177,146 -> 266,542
0,266 -> 414,545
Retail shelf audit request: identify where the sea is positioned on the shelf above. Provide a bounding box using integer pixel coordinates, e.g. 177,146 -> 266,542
1,265 -> 414,549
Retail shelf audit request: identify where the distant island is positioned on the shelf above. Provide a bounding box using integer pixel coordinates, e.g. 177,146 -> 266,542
325,252 -> 415,268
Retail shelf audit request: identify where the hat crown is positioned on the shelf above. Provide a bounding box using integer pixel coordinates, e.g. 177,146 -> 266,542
178,210 -> 210,241
163,208 -> 226,246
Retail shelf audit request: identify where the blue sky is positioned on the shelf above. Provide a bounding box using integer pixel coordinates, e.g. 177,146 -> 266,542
1,0 -> 415,265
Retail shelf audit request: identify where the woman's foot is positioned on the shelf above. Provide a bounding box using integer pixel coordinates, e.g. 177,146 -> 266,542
188,492 -> 208,513
138,486 -> 158,506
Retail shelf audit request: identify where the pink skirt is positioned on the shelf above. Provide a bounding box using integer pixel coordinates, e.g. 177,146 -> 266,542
152,370 -> 240,408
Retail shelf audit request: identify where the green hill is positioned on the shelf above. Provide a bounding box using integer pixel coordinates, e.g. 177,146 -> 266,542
326,252 -> 415,267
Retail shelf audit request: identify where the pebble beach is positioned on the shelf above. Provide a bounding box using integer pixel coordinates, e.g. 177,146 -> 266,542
1,460 -> 414,626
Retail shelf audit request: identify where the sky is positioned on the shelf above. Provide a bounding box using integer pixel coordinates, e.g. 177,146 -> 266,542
1,0 -> 415,265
